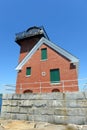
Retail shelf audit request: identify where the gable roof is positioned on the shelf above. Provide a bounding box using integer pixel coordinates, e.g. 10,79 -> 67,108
16,37 -> 79,74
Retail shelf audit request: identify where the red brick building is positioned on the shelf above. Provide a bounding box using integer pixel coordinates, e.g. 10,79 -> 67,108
15,26 -> 79,94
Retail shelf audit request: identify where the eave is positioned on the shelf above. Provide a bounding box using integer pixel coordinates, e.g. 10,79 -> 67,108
16,37 -> 79,74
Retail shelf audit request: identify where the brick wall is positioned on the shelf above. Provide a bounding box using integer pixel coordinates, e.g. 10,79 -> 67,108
16,42 -> 78,93
18,36 -> 42,62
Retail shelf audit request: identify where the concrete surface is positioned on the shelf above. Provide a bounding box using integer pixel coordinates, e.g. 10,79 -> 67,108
0,119 -> 87,130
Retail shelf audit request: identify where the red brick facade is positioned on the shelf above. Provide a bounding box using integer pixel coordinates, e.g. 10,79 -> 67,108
16,39 -> 79,93
18,36 -> 42,62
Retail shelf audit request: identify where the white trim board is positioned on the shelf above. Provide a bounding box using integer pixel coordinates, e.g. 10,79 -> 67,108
16,37 -> 79,74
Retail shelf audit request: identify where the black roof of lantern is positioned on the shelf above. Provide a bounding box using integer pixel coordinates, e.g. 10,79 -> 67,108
15,26 -> 49,43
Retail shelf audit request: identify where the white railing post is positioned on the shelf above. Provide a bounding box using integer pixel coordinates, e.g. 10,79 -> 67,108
20,83 -> 22,94
62,81 -> 65,92
40,82 -> 42,93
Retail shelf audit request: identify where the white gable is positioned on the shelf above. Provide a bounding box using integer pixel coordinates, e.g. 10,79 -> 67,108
16,37 -> 79,74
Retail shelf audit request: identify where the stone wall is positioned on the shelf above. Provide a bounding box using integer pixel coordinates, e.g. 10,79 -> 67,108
1,92 -> 87,125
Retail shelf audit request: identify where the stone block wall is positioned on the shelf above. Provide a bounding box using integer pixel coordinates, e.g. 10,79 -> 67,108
1,92 -> 87,125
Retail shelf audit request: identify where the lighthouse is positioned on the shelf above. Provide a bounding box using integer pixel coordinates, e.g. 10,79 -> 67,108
15,26 -> 79,94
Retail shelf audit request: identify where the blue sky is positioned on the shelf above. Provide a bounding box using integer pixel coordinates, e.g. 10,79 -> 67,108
0,0 -> 87,92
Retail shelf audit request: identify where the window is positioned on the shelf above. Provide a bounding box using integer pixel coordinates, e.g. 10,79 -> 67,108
23,89 -> 33,93
26,67 -> 31,76
50,69 -> 60,83
41,48 -> 47,60
52,89 -> 60,92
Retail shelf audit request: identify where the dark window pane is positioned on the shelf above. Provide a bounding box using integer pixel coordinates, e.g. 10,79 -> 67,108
41,48 -> 47,60
50,69 -> 60,83
26,67 -> 31,76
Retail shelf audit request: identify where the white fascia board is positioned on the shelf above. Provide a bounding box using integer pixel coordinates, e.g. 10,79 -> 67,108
43,38 -> 79,63
16,37 -> 79,71
16,38 -> 44,70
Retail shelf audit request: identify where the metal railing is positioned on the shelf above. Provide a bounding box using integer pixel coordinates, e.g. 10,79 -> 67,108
2,78 -> 87,94
15,27 -> 43,41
